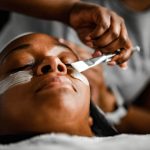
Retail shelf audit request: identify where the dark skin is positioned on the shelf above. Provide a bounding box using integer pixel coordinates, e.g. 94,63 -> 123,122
0,0 -> 133,68
0,33 -> 93,136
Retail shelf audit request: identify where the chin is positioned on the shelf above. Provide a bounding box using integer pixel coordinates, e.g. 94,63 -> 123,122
36,83 -> 76,96
35,88 -> 78,106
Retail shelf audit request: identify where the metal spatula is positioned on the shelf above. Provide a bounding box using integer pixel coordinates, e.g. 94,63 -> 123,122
70,46 -> 140,72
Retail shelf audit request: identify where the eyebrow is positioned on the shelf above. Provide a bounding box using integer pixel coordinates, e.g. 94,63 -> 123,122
11,44 -> 31,51
0,44 -> 32,64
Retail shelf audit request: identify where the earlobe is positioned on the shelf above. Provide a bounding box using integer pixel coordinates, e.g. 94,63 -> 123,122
88,116 -> 93,127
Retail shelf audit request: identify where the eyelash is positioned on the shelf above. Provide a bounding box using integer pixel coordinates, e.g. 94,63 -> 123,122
8,58 -> 74,74
9,64 -> 34,74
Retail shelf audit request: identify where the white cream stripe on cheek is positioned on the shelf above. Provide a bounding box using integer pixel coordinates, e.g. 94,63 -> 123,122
0,71 -> 33,94
70,69 -> 89,86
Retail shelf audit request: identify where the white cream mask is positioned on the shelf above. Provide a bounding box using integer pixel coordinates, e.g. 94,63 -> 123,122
0,68 -> 88,95
0,71 -> 32,94
67,67 -> 89,86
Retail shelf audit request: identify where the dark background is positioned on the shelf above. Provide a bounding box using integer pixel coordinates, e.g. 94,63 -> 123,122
0,10 -> 10,31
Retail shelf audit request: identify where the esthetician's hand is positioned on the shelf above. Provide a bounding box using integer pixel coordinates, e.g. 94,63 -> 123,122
69,1 -> 133,68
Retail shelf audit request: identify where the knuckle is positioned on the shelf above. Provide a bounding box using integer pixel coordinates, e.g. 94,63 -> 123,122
112,31 -> 119,39
118,50 -> 130,63
100,48 -> 109,54
101,47 -> 115,54
126,48 -> 132,58
102,22 -> 109,30
110,11 -> 116,16
120,17 -> 125,23
117,59 -> 125,65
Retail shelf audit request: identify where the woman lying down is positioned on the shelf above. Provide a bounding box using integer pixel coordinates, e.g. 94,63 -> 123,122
0,33 -> 118,144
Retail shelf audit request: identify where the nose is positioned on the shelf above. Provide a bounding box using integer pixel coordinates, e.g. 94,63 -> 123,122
36,56 -> 67,75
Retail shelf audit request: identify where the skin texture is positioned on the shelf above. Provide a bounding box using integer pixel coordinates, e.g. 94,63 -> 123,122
0,0 -> 132,67
0,33 -> 93,136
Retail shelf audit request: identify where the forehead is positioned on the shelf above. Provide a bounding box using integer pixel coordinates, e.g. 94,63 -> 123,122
0,33 -> 78,63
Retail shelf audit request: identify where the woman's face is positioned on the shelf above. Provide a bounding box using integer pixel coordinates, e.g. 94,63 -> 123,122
0,33 -> 91,136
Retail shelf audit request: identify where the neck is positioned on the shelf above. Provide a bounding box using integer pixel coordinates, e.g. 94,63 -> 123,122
0,121 -> 94,144
121,0 -> 150,11
0,129 -> 93,144
57,120 -> 94,137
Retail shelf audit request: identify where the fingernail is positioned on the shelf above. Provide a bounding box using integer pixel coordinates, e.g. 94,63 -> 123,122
107,61 -> 117,66
92,51 -> 102,57
85,36 -> 91,41
122,66 -> 128,70
86,42 -> 93,47
59,38 -> 65,43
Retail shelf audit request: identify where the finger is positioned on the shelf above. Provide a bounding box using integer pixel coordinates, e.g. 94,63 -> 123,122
110,48 -> 132,65
89,9 -> 111,39
92,50 -> 102,57
77,27 -> 94,43
107,60 -> 116,66
110,23 -> 132,64
118,62 -> 128,69
107,60 -> 128,69
98,38 -> 122,54
93,12 -> 121,48
99,21 -> 132,56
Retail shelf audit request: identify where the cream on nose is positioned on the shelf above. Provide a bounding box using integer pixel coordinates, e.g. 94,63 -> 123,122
37,56 -> 67,75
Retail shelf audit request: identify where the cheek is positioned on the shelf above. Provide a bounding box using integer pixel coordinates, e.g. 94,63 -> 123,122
68,69 -> 90,108
72,79 -> 91,110
0,71 -> 32,95
69,69 -> 89,86
0,85 -> 39,131
0,84 -> 32,115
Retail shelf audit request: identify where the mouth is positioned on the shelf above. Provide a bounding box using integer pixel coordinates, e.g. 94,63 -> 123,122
35,75 -> 76,93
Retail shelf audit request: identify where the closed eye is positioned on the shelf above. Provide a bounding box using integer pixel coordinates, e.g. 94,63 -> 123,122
9,64 -> 34,74
65,63 -> 72,67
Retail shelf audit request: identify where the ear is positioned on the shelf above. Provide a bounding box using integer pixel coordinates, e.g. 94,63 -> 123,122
88,116 -> 93,127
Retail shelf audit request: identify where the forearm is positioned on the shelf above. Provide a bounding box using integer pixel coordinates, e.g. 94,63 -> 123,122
0,0 -> 79,24
116,106 -> 150,134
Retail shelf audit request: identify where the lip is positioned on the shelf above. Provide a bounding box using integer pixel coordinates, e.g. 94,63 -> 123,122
35,75 -> 75,93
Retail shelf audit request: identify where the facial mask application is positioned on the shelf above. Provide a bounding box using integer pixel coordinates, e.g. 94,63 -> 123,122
68,67 -> 89,86
0,67 -> 89,95
0,71 -> 32,94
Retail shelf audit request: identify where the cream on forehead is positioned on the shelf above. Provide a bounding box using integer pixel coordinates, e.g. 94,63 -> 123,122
0,71 -> 32,94
48,46 -> 70,56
